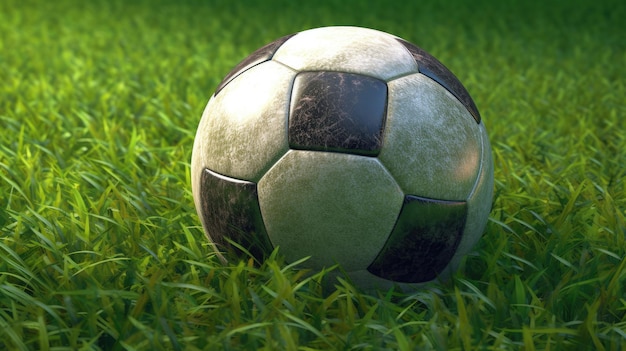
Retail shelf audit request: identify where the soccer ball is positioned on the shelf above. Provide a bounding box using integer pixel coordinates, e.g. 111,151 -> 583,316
191,26 -> 493,290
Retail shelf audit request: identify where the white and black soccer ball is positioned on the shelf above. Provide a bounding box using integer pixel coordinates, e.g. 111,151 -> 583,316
191,26 -> 493,290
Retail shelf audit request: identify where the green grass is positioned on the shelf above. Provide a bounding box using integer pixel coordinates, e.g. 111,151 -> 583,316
1,0 -> 625,349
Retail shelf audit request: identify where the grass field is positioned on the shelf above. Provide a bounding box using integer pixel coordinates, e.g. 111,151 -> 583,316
1,0 -> 625,349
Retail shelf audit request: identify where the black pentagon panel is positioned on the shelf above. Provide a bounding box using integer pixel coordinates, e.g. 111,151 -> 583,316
214,33 -> 296,96
199,168 -> 273,262
289,71 -> 387,156
368,195 -> 467,283
396,39 -> 481,124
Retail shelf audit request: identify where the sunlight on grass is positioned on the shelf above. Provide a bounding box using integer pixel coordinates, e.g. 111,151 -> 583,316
1,0 -> 625,349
